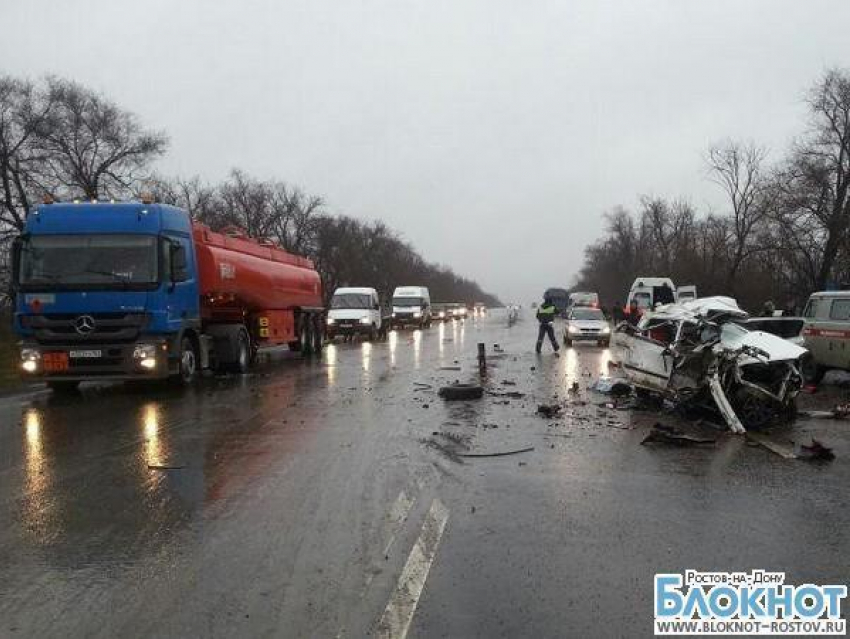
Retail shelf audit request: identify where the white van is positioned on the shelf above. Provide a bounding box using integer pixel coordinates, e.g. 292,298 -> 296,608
801,291 -> 850,380
326,287 -> 384,340
391,286 -> 431,329
627,277 -> 676,310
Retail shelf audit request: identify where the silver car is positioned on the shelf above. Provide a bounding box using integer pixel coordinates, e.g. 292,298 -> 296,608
564,307 -> 611,347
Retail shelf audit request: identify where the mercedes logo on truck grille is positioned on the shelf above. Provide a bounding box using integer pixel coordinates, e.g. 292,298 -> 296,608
74,315 -> 96,335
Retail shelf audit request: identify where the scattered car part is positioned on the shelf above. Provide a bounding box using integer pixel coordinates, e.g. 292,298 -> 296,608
438,383 -> 484,401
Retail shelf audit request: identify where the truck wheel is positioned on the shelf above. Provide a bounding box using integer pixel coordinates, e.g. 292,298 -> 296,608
801,355 -> 825,385
311,316 -> 323,354
231,327 -> 251,373
48,380 -> 80,394
178,336 -> 198,385
300,319 -> 313,356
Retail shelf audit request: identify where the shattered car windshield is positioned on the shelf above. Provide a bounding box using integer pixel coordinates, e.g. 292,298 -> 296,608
331,294 -> 372,309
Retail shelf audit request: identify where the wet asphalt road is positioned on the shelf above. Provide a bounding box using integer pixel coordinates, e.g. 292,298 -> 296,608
0,310 -> 848,638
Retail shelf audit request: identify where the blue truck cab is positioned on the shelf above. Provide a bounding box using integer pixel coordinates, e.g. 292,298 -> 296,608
12,200 -> 202,390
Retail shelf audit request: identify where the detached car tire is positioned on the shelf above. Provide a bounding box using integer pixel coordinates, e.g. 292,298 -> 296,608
438,383 -> 484,401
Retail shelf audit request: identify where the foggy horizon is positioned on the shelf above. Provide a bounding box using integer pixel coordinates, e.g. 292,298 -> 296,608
4,0 -> 850,303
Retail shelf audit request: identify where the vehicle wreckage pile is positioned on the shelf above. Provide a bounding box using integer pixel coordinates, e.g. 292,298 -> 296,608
611,297 -> 807,433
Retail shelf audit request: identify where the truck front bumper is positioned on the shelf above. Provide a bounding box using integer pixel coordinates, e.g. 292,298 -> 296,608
18,338 -> 174,382
327,322 -> 373,337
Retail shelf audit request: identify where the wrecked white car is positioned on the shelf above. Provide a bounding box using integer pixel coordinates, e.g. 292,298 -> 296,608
612,297 -> 808,432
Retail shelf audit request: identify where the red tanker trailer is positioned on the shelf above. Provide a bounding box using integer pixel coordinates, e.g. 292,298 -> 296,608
192,223 -> 325,367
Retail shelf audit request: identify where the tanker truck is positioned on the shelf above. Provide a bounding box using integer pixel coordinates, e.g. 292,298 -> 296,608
10,199 -> 325,392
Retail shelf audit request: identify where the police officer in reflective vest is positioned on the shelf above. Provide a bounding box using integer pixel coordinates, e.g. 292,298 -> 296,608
536,295 -> 560,355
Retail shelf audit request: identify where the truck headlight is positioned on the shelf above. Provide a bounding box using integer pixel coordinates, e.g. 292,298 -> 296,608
360,317 -> 371,324
327,318 -> 336,325
21,348 -> 41,373
414,311 -> 422,318
133,344 -> 158,370
392,313 -> 397,318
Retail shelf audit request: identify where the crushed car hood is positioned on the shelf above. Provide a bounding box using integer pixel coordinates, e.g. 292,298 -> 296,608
720,327 -> 808,363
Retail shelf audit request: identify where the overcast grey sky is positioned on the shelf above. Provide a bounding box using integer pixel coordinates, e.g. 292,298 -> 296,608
3,0 -> 849,302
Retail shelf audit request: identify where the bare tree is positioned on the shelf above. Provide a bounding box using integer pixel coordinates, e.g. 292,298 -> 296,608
32,77 -> 168,200
706,140 -> 770,291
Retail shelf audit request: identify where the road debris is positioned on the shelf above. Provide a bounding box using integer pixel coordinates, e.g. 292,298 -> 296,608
641,423 -> 716,447
798,404 -> 850,419
537,404 -> 562,418
798,439 -> 835,461
591,377 -> 632,396
438,383 -> 484,401
458,446 -> 535,458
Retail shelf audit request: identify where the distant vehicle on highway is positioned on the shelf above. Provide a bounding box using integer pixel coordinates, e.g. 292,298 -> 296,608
801,290 -> 850,382
544,287 -> 570,316
432,303 -> 451,321
473,303 -> 487,317
391,286 -> 431,329
326,287 -> 384,341
564,306 -> 610,347
569,291 -> 599,309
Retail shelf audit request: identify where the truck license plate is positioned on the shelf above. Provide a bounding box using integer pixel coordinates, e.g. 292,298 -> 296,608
69,350 -> 102,359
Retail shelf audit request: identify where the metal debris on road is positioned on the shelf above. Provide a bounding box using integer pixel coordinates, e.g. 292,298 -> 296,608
458,446 -> 535,458
536,404 -> 562,418
438,383 -> 484,400
798,439 -> 835,461
641,423 -> 716,446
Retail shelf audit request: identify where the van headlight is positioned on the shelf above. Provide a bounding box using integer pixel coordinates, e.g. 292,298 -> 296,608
360,317 -> 371,324
414,311 -> 422,318
327,317 -> 336,325
21,348 -> 41,373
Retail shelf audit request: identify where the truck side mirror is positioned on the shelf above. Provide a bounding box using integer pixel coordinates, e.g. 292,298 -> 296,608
10,236 -> 23,291
170,243 -> 189,283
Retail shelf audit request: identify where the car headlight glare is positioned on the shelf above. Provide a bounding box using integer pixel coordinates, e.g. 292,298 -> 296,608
414,311 -> 421,318
360,317 -> 371,324
327,317 -> 335,325
568,325 -> 580,333
601,325 -> 610,334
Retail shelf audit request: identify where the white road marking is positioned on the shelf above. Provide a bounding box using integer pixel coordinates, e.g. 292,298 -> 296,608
383,490 -> 416,557
376,498 -> 450,639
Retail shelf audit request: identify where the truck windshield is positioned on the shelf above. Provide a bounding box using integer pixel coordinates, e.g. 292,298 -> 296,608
393,297 -> 424,307
331,294 -> 373,309
20,234 -> 159,289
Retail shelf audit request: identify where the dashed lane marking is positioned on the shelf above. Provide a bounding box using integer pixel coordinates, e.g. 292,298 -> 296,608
375,498 -> 449,639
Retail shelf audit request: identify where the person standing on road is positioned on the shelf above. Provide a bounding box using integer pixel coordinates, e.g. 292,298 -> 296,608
535,295 -> 560,355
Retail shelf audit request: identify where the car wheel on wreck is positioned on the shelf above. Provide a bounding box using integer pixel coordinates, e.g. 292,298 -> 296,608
732,388 -> 781,430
